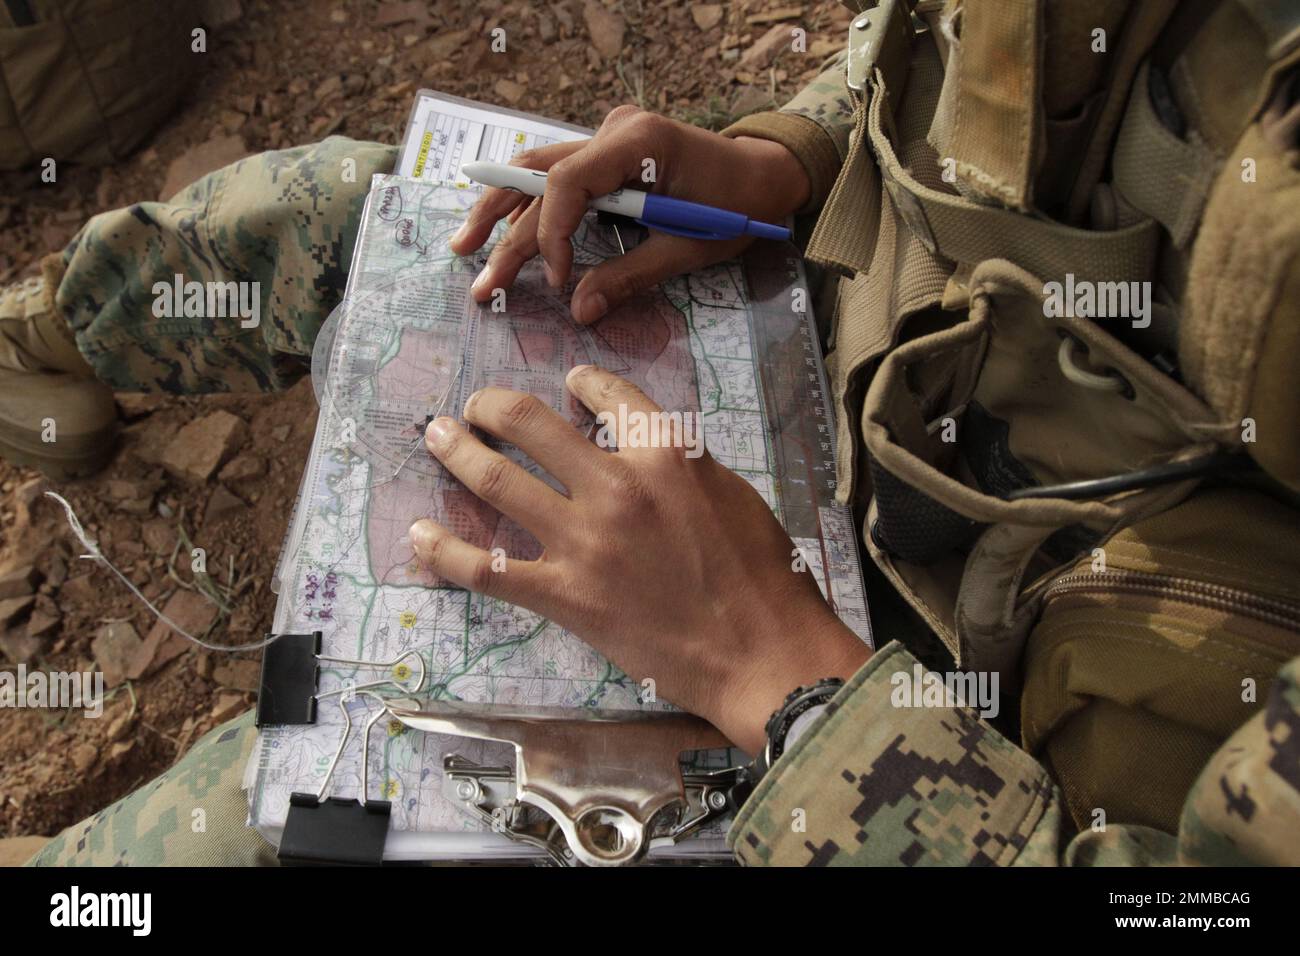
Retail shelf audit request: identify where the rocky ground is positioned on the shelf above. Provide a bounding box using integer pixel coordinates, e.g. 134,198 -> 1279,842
0,0 -> 849,844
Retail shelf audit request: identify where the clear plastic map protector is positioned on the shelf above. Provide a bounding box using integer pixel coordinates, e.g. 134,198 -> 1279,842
246,96 -> 873,863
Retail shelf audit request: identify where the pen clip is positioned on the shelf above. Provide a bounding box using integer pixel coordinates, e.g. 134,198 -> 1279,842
634,218 -> 734,241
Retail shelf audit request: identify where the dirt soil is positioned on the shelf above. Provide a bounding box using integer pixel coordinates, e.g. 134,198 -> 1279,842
0,0 -> 849,840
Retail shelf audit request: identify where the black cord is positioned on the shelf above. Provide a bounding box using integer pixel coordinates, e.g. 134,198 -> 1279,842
1003,452 -> 1256,502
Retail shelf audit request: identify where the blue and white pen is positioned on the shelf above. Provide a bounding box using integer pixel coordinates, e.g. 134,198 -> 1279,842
461,160 -> 791,242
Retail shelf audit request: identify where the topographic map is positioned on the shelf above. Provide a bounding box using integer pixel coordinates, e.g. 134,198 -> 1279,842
246,97 -> 871,862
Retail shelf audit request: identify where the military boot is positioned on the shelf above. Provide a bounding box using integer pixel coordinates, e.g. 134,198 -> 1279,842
0,269 -> 117,479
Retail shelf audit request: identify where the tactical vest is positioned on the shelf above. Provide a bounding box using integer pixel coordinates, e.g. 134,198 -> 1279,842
0,0 -> 194,170
809,0 -> 1300,832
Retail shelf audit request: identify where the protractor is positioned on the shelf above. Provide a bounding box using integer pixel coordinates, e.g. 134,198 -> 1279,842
320,272 -> 598,487
464,284 -> 599,484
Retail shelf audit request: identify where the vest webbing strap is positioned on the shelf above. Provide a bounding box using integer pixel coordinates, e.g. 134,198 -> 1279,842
866,67 -> 1160,286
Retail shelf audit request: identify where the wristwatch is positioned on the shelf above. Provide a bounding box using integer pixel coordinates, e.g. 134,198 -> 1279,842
728,678 -> 845,811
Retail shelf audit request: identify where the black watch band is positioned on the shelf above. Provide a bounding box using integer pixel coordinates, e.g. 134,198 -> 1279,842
728,678 -> 844,811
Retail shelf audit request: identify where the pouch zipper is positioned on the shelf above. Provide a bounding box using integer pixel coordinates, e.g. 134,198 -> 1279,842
1043,570 -> 1300,633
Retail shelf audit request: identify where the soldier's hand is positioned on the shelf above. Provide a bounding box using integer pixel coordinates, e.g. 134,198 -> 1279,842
408,366 -> 868,755
450,106 -> 810,326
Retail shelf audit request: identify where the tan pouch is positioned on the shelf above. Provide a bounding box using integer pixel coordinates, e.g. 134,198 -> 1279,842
861,259 -> 1224,684
1022,486 -> 1300,833
1181,90 -> 1300,493
0,0 -> 194,170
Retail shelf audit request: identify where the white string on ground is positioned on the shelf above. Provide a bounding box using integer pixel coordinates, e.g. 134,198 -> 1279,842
45,491 -> 279,653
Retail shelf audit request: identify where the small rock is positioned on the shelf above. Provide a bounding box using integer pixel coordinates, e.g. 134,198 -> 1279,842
105,479 -> 139,500
106,708 -> 136,742
14,475 -> 47,511
115,541 -> 143,564
70,742 -> 98,774
141,520 -> 175,556
218,454 -> 265,483
195,651 -> 215,679
376,1 -> 429,27
160,135 -> 249,202
210,691 -> 247,724
161,410 -> 248,483
746,5 -> 804,26
0,564 -> 41,600
426,28 -> 469,60
26,608 -> 60,639
494,78 -> 526,105
732,84 -> 776,117
809,38 -> 841,58
0,595 -> 35,628
41,553 -> 68,589
270,424 -> 291,442
692,4 -> 723,30
92,622 -> 143,687
130,590 -> 220,679
107,740 -> 135,764
127,628 -> 190,681
213,658 -> 260,691
219,109 -> 246,133
125,419 -> 179,467
106,478 -> 162,511
59,572 -> 99,606
314,74 -> 343,103
0,628 -> 46,664
164,589 -> 221,636
739,23 -> 794,70
204,484 -> 246,523
583,1 -> 625,59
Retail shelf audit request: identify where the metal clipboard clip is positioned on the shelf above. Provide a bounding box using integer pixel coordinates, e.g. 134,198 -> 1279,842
386,701 -> 741,866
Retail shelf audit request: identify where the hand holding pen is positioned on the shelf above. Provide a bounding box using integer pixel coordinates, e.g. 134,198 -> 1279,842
449,105 -> 811,325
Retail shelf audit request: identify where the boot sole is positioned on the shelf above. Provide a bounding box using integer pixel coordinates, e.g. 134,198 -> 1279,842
0,428 -> 118,481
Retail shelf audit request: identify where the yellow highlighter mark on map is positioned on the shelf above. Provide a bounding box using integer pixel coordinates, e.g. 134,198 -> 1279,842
399,610 -> 417,629
413,131 -> 433,178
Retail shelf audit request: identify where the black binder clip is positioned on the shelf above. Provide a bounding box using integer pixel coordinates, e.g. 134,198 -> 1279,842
255,631 -> 425,727
278,695 -> 394,866
279,794 -> 391,866
256,631 -> 322,726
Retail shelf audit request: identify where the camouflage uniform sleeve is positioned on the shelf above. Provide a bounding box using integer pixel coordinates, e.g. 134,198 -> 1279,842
728,643 -> 1300,866
720,50 -> 854,212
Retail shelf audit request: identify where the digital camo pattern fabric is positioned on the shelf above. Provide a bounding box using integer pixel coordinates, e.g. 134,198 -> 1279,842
778,50 -> 856,161
54,137 -> 397,394
728,643 -> 1300,867
26,712 -> 273,867
1170,656 -> 1300,867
